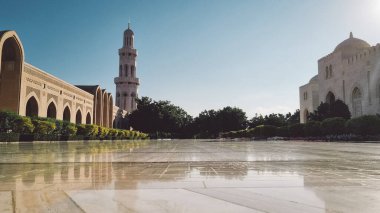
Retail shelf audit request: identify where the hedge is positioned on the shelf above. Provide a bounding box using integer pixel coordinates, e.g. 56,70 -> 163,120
221,115 -> 380,139
32,119 -> 56,135
288,123 -> 304,137
321,117 -> 346,135
346,115 -> 380,135
304,121 -> 321,137
252,125 -> 277,137
0,111 -> 149,142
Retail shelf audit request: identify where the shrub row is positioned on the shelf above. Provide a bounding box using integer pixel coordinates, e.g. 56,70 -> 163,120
0,111 -> 149,141
222,115 -> 380,139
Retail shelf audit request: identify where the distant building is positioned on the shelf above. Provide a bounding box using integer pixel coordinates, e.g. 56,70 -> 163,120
0,28 -> 135,128
300,32 -> 380,123
114,23 -> 139,112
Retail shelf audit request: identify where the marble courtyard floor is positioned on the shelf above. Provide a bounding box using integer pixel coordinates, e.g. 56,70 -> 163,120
0,140 -> 380,213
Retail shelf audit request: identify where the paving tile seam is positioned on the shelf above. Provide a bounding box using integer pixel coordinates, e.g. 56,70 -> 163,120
11,190 -> 15,213
62,191 -> 86,213
183,188 -> 326,212
3,185 -> 373,194
181,188 -> 266,212
2,159 -> 380,164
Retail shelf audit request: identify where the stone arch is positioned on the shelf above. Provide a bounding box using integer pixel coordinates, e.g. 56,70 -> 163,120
352,87 -> 362,117
46,100 -> 57,119
0,31 -> 24,113
326,91 -> 335,104
95,87 -> 102,125
102,91 -> 109,127
86,112 -> 91,124
63,105 -> 71,122
75,109 -> 82,124
25,96 -> 39,117
108,94 -> 113,128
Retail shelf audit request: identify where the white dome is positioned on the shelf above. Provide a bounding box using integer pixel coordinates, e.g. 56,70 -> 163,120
334,32 -> 370,58
309,75 -> 318,83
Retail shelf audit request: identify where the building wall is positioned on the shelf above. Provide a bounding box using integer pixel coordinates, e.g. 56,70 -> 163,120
299,80 -> 319,123
20,63 -> 94,124
300,34 -> 380,123
0,30 -> 124,128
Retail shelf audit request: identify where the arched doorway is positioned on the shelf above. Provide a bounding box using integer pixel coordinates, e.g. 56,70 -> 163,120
63,106 -> 71,122
86,112 -> 91,124
47,102 -> 57,119
0,33 -> 23,113
352,87 -> 362,117
103,92 -> 108,127
75,110 -> 82,124
108,95 -> 113,128
25,96 -> 38,117
326,91 -> 335,104
95,88 -> 102,125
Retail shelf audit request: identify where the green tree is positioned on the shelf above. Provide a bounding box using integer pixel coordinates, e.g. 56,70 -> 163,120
193,107 -> 247,138
128,97 -> 193,138
218,107 -> 247,132
286,110 -> 300,125
309,100 -> 350,121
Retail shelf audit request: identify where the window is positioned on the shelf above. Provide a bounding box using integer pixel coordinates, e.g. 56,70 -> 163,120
352,87 -> 362,117
325,65 -> 333,79
124,65 -> 128,76
329,65 -> 333,78
303,92 -> 308,100
131,65 -> 135,77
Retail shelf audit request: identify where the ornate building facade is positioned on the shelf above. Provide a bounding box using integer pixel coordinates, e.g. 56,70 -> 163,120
0,29 -> 133,128
300,33 -> 380,123
114,24 -> 139,112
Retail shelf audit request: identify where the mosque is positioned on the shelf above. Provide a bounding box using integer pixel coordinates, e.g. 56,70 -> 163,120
0,25 -> 139,128
300,32 -> 380,123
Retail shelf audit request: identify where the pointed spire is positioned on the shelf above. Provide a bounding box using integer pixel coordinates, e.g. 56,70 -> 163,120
350,32 -> 353,38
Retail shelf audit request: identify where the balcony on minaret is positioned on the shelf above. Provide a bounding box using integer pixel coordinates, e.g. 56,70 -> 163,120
114,76 -> 139,85
119,49 -> 137,56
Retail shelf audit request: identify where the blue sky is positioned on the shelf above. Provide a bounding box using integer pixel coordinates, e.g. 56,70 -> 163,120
1,0 -> 380,117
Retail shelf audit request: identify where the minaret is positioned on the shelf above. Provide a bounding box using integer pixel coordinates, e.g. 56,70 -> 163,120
114,23 -> 139,112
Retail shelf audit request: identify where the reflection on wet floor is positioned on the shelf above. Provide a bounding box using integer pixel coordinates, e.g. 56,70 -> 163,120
1,140 -> 380,212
